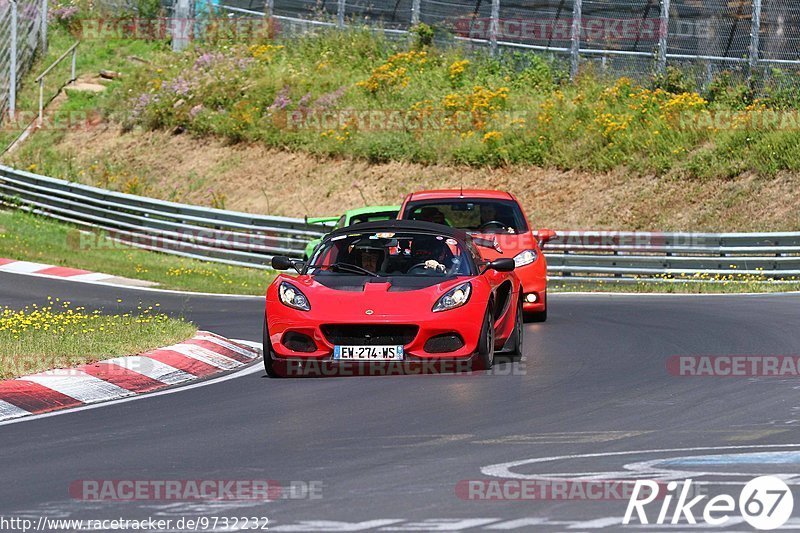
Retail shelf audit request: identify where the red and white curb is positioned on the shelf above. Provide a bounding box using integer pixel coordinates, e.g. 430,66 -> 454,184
0,331 -> 261,422
0,257 -> 156,287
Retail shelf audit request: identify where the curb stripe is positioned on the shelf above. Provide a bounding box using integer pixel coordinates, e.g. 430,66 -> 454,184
167,344 -> 243,370
0,399 -> 30,419
23,372 -> 133,404
79,363 -> 165,393
144,350 -> 220,377
0,381 -> 83,413
36,266 -> 92,277
184,338 -> 255,363
104,356 -> 194,385
1,261 -> 50,273
0,333 -> 262,422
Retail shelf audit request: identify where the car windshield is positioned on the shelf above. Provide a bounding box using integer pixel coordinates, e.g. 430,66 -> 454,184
309,231 -> 473,277
404,199 -> 528,234
349,210 -> 399,225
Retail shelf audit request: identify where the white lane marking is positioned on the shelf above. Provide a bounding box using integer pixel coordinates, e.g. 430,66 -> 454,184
0,399 -> 30,419
167,344 -> 242,370
271,520 -> 405,532
380,519 -> 500,530
566,517 -> 625,529
67,272 -> 115,282
481,443 -> 800,480
103,356 -> 195,385
22,371 -> 133,404
194,334 -> 259,358
485,519 -> 549,530
0,261 -> 50,273
0,342 -> 262,427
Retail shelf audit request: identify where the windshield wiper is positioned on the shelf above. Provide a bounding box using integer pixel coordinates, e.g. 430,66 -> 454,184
324,262 -> 380,277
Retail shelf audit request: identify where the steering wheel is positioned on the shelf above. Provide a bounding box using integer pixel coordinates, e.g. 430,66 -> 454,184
407,262 -> 441,275
478,220 -> 510,232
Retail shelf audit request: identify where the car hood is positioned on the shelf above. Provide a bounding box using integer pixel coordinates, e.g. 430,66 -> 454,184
274,275 -> 473,318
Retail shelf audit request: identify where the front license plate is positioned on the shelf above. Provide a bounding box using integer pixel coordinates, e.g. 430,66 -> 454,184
333,345 -> 404,361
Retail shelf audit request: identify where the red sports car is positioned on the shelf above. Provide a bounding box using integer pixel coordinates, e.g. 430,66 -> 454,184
263,220 -> 524,377
399,189 -> 556,322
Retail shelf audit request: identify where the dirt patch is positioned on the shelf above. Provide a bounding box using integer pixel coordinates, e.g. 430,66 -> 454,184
10,123 -> 800,231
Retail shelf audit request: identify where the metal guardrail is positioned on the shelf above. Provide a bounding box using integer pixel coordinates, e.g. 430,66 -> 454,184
1,165 -> 799,282
0,165 -> 328,269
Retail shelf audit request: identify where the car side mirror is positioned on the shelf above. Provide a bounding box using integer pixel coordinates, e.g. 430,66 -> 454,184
485,258 -> 515,273
536,229 -> 557,246
272,256 -> 305,273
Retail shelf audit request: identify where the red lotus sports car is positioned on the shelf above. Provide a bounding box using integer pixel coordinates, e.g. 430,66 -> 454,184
263,220 -> 524,378
399,189 -> 556,322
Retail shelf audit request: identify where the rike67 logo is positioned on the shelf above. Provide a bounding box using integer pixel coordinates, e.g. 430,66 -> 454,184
624,476 -> 794,530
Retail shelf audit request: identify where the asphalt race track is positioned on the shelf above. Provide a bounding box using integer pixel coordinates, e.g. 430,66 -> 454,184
1,271 -> 800,531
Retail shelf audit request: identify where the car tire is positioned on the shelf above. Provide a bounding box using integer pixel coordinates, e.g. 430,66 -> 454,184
262,318 -> 283,378
508,298 -> 524,357
477,307 -> 495,370
524,294 -> 547,323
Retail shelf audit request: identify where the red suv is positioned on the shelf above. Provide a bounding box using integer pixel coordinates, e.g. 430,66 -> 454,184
399,189 -> 555,321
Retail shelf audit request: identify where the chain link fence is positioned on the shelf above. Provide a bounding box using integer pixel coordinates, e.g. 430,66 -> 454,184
195,0 -> 800,87
1,0 -> 48,121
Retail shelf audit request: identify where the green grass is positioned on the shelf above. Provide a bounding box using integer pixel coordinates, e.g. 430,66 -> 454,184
551,279 -> 800,294
0,209 -> 273,295
0,300 -> 196,379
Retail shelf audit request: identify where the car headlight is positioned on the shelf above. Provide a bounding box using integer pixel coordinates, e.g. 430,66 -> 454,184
433,282 -> 472,313
279,282 -> 310,311
513,250 -> 538,267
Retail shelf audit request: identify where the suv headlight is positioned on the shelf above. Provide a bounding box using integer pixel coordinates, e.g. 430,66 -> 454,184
279,282 -> 310,311
433,282 -> 472,312
514,250 -> 538,267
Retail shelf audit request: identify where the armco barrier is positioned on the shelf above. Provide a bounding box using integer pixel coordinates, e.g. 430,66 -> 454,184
2,165 -> 799,282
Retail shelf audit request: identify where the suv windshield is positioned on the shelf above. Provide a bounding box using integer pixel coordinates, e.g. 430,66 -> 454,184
404,199 -> 528,234
309,231 -> 473,277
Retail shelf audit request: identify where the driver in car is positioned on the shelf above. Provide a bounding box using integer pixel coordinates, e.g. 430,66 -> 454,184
479,204 -> 515,233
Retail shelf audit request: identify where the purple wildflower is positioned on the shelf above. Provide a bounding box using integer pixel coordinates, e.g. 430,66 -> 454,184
193,52 -> 224,70
268,86 -> 292,111
314,86 -> 347,109
189,104 -> 204,118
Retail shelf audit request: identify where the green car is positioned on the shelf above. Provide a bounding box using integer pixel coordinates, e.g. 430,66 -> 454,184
304,205 -> 400,260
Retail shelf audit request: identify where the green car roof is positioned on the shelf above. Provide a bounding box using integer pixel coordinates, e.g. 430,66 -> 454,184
303,205 -> 401,258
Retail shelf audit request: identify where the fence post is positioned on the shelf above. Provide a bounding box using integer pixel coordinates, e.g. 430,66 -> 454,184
411,0 -> 420,26
337,0 -> 345,28
9,0 -> 17,121
40,0 -> 48,52
657,0 -> 669,74
749,0 -> 762,72
171,0 -> 191,51
265,0 -> 273,18
489,0 -> 499,55
570,0 -> 581,80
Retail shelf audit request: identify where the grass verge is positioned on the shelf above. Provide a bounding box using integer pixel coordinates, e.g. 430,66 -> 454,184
550,280 -> 800,294
0,300 -> 196,379
0,209 -> 273,295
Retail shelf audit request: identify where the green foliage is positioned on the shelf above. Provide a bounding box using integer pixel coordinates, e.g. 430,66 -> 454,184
411,23 -> 435,49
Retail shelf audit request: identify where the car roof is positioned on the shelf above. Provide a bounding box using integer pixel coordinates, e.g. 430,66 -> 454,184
405,189 -> 515,202
345,205 -> 401,217
325,219 -> 468,241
